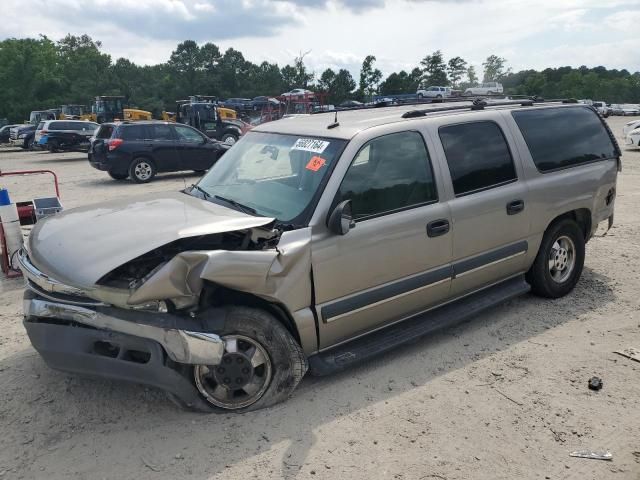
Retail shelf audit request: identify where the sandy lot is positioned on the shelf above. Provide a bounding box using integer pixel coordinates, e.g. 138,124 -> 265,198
0,117 -> 639,480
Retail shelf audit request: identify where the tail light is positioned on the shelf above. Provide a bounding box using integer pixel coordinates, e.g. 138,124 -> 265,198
41,129 -> 48,134
108,138 -> 124,151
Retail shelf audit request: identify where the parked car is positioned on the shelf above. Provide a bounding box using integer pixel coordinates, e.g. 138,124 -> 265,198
0,124 -> 20,144
624,123 -> 640,148
417,86 -> 451,99
250,96 -> 280,111
611,104 -> 640,116
622,119 -> 640,136
221,98 -> 252,112
339,100 -> 363,108
20,102 -> 619,413
620,104 -> 640,116
35,120 -> 99,152
88,121 -> 230,182
464,82 -> 504,95
281,88 -> 314,98
592,101 -> 611,117
9,124 -> 36,149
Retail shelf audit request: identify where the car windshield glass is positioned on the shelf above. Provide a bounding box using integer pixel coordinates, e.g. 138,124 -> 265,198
195,132 -> 347,223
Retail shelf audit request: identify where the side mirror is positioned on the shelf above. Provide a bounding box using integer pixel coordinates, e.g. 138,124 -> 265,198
328,200 -> 355,235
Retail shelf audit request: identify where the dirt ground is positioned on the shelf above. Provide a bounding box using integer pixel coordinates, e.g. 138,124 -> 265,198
0,117 -> 639,480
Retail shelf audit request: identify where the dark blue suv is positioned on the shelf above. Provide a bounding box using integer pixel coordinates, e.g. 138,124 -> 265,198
89,121 -> 230,183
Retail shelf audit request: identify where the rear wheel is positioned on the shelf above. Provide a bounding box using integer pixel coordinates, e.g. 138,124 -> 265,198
185,306 -> 307,413
129,158 -> 156,183
526,218 -> 585,298
25,137 -> 34,150
108,170 -> 128,180
48,140 -> 59,153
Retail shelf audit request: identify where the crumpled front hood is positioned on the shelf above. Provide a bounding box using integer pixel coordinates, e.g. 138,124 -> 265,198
28,191 -> 275,288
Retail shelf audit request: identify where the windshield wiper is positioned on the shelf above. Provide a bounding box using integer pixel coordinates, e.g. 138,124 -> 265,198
190,184 -> 211,199
214,195 -> 258,216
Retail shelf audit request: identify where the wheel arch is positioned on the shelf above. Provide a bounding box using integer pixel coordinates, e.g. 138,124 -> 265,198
199,282 -> 303,348
546,208 -> 592,241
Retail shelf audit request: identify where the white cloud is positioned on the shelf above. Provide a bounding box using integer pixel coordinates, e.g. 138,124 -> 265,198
0,0 -> 638,77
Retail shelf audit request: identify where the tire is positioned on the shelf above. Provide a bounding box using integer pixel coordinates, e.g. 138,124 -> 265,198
221,133 -> 238,146
183,306 -> 307,413
108,170 -> 128,180
48,141 -> 58,153
25,137 -> 34,150
129,157 -> 156,183
436,94 -> 443,99
526,218 -> 585,298
417,93 -> 423,99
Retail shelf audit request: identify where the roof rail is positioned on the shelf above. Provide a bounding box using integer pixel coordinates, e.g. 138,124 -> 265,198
400,97 -> 579,119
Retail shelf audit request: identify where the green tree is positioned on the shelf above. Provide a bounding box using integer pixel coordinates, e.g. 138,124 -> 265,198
447,56 -> 467,87
482,55 -> 511,82
168,40 -> 203,95
318,68 -> 355,104
359,55 -> 383,99
420,50 -> 448,86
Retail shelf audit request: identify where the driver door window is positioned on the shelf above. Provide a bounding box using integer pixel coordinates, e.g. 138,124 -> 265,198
337,131 -> 438,219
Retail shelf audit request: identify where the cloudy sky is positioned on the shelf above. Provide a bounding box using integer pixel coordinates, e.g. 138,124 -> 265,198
2,0 -> 639,77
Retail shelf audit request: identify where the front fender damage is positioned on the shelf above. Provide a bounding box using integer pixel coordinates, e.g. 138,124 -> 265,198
127,227 -> 313,312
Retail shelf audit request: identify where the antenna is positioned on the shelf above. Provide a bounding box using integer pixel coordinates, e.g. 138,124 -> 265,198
327,110 -> 339,129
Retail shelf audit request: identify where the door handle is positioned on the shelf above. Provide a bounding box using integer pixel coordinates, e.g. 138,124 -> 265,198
507,199 -> 525,215
427,219 -> 450,237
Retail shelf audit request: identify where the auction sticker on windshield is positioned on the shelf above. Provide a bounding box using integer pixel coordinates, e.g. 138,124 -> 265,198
292,138 -> 330,154
305,156 -> 326,172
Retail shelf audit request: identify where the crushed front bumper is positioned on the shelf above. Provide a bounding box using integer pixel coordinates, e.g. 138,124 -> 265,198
19,249 -> 225,408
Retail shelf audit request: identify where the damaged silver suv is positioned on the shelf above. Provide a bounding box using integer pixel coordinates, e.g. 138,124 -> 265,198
20,99 -> 620,412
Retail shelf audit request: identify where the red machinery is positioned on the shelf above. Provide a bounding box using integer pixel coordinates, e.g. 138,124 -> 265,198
0,169 -> 61,278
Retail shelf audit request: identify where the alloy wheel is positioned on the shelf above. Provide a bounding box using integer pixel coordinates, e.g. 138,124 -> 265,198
194,334 -> 272,410
548,235 -> 576,283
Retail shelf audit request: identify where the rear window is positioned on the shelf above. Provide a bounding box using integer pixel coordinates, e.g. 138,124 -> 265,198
512,107 -> 617,172
37,122 -> 45,130
96,125 -> 115,139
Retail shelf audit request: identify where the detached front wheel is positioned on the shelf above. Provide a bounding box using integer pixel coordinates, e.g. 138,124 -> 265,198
190,307 -> 307,412
526,218 -> 585,298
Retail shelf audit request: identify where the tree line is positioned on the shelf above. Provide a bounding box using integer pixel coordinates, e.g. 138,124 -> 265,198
1,34 -> 639,123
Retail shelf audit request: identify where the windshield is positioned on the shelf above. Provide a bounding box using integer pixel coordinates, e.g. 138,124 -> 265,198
63,105 -> 84,116
195,132 -> 347,223
97,99 -> 123,113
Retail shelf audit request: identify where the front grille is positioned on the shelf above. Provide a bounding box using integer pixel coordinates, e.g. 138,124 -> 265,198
27,279 -> 105,307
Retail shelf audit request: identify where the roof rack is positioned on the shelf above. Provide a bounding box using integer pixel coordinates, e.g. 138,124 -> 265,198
401,97 -> 579,118
312,95 -> 579,118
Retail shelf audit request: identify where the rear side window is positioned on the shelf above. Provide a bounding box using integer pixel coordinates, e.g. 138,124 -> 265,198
119,125 -> 150,140
512,107 -> 617,172
439,121 -> 517,196
49,121 -> 65,130
152,124 -> 175,141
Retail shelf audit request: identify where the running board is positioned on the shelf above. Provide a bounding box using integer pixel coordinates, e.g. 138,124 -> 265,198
308,275 -> 530,376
